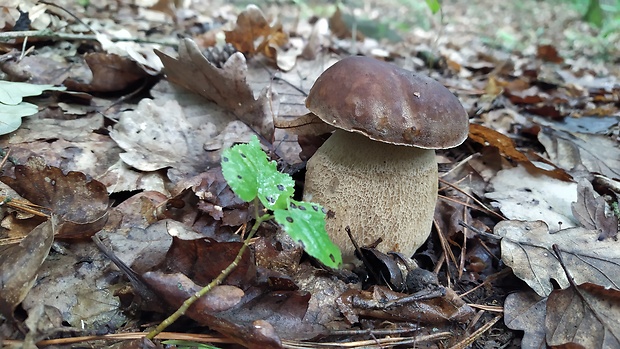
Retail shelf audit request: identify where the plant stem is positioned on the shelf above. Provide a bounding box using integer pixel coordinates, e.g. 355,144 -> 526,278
146,199 -> 272,340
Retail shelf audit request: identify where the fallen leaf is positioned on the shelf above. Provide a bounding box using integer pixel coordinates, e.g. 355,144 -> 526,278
538,126 -> 620,179
495,220 -> 620,297
161,237 -> 256,288
155,39 -> 275,141
546,283 -> 620,348
141,271 -> 283,349
536,44 -> 563,64
571,178 -> 618,239
224,5 -> 288,61
0,221 -> 54,320
337,285 -> 474,325
21,239 -> 127,331
503,290 -> 546,349
469,124 -> 571,181
485,165 -> 578,232
64,53 -> 150,93
0,157 -> 110,238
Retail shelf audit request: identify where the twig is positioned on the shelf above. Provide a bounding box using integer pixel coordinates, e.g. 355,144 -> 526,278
448,314 -> 502,349
0,30 -> 178,47
438,177 -> 506,221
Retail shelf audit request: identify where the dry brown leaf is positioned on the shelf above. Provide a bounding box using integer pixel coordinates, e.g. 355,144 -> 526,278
0,221 -> 54,320
536,44 -> 563,64
141,271 -> 283,349
571,178 -> 618,240
0,157 -> 110,239
546,283 -> 620,348
495,220 -> 620,297
329,7 -> 365,41
224,5 -> 288,60
155,39 -> 275,141
64,53 -> 150,93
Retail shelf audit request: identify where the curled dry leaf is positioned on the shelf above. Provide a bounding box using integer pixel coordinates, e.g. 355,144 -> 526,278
495,220 -> 620,297
224,5 -> 288,61
0,157 -> 110,238
469,124 -> 571,181
64,53 -> 150,93
154,39 -> 275,141
538,126 -> 620,179
546,283 -> 620,348
0,221 -> 54,320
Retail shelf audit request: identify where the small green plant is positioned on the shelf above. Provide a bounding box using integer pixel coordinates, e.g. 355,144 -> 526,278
146,136 -> 342,340
221,136 -> 342,269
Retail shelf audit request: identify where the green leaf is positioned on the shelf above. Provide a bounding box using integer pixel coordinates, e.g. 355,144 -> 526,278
425,0 -> 441,14
0,102 -> 38,135
0,81 -> 66,105
221,136 -> 294,210
274,200 -> 342,268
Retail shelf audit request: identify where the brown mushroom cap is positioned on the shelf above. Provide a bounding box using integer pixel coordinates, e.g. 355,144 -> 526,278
306,56 -> 469,149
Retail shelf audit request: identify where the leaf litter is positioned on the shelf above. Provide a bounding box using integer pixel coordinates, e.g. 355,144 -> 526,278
0,0 -> 619,347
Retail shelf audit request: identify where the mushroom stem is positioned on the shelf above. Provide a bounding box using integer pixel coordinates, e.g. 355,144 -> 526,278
303,129 -> 438,260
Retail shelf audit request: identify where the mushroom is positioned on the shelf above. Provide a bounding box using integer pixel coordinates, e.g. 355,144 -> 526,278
303,56 -> 469,260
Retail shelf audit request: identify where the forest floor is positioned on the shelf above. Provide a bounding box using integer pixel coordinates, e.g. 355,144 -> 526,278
0,0 -> 618,348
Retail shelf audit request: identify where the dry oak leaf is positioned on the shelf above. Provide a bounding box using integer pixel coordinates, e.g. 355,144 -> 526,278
155,39 -> 275,141
495,220 -> 620,297
546,282 -> 620,348
0,221 -> 54,320
538,126 -> 620,179
0,157 -> 109,238
571,178 -> 618,240
224,4 -> 288,60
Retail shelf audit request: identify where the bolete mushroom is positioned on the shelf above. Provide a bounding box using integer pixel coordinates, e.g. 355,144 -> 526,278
303,56 -> 469,260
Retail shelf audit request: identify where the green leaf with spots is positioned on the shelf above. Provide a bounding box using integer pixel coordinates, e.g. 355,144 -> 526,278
274,200 -> 342,269
221,136 -> 294,210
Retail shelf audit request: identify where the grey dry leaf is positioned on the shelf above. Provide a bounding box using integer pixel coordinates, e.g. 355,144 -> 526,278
155,39 -> 275,141
109,98 -> 219,180
538,127 -> 620,179
503,291 -> 547,349
495,220 -> 620,297
571,178 -> 618,239
485,164 -> 579,232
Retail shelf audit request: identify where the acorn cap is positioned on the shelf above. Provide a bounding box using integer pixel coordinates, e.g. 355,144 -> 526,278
306,56 -> 469,149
